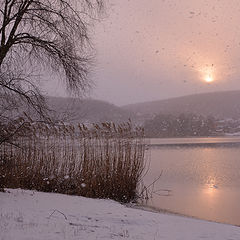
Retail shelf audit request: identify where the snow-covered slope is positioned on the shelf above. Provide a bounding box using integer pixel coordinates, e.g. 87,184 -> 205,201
1,189 -> 240,240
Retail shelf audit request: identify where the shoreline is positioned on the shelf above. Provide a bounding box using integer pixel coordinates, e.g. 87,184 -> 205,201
130,203 -> 240,228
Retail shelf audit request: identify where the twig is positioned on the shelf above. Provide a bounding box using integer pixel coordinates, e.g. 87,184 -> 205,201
48,209 -> 67,220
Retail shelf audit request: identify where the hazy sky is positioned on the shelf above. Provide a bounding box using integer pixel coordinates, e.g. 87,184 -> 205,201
48,0 -> 240,105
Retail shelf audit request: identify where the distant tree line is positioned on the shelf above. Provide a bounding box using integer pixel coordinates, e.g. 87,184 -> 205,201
144,113 -> 217,138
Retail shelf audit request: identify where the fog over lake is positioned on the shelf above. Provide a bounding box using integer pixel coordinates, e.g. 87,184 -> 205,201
20,0 -> 240,227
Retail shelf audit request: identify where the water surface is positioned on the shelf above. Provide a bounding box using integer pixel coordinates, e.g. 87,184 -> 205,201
144,137 -> 240,226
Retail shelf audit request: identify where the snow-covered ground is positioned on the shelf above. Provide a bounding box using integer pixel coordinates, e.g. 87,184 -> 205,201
1,189 -> 240,240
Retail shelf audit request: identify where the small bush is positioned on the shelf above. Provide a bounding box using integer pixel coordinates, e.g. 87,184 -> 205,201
0,121 -> 146,202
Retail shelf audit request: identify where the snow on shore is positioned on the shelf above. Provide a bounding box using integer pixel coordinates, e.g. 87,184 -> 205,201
0,189 -> 240,240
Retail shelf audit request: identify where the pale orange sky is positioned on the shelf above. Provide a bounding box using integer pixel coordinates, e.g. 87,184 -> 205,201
48,0 -> 240,105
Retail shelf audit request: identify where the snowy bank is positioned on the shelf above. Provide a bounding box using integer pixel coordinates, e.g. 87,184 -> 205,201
0,189 -> 240,240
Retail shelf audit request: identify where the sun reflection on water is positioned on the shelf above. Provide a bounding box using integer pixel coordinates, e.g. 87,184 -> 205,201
203,177 -> 219,197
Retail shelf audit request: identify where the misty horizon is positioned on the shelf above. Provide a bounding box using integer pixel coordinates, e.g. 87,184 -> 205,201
43,0 -> 240,105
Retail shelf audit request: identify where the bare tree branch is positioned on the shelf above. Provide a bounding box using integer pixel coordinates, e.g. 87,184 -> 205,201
0,0 -> 104,93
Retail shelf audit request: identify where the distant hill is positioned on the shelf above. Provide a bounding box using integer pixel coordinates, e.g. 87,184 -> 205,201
122,91 -> 240,120
47,96 -> 135,124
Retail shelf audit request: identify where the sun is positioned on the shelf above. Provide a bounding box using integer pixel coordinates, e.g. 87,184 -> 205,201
205,75 -> 214,83
198,62 -> 216,84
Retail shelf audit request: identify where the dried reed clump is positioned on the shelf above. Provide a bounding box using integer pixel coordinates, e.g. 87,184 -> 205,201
0,120 -> 146,202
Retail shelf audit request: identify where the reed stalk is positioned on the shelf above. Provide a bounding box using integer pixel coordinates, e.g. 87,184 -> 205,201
0,120 -> 146,202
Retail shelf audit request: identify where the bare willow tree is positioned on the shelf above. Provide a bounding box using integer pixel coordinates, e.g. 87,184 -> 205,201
0,0 -> 104,89
0,0 -> 104,144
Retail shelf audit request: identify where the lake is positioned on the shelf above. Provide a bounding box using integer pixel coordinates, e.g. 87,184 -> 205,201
144,137 -> 240,226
